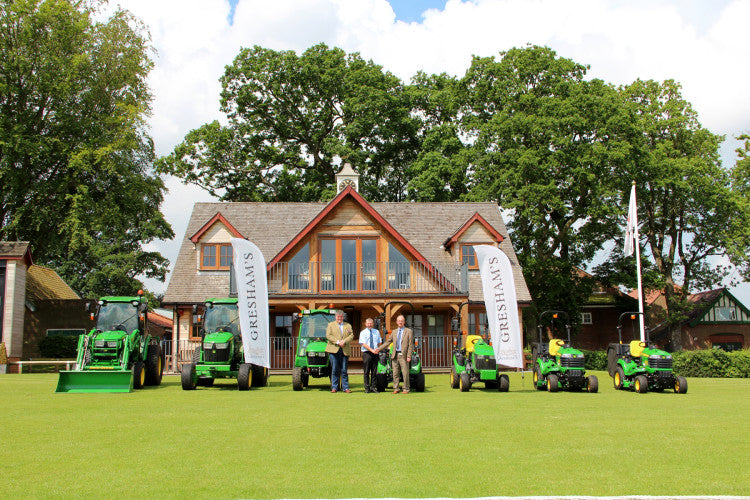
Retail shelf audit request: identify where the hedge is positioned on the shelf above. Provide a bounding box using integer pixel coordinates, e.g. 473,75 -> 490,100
580,348 -> 750,378
38,336 -> 78,359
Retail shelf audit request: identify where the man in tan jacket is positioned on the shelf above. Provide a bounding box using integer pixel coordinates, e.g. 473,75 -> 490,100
383,314 -> 414,394
325,310 -> 354,393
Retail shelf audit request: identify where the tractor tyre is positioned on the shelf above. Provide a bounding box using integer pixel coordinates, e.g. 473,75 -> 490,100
292,366 -> 304,391
587,375 -> 599,393
376,373 -> 387,392
460,372 -> 471,392
302,373 -> 309,387
145,344 -> 164,386
675,375 -> 688,394
133,361 -> 146,389
635,375 -> 648,393
498,374 -> 510,392
197,377 -> 214,387
534,365 -> 545,391
415,373 -> 425,392
181,363 -> 196,390
450,365 -> 460,389
238,363 -> 253,391
547,373 -> 559,392
251,364 -> 266,387
614,367 -> 625,390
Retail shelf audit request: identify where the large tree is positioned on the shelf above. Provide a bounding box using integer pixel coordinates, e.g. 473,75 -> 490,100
462,46 -> 629,315
0,0 -> 173,297
617,79 -> 749,347
157,43 -> 421,202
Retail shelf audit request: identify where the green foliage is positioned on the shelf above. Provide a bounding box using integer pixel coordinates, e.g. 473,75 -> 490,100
157,43 -> 420,202
581,349 -> 608,371
672,349 -> 750,378
0,0 -> 173,298
38,335 -> 78,358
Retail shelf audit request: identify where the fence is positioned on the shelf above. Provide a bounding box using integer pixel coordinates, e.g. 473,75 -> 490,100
163,335 -> 461,372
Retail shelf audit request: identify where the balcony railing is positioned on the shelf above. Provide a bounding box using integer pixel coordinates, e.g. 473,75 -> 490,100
249,261 -> 468,295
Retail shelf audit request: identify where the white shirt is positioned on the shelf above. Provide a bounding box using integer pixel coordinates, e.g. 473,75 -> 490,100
358,327 -> 382,352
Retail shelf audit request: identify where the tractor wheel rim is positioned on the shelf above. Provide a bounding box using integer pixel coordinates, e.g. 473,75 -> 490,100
615,373 -> 620,385
139,369 -> 145,385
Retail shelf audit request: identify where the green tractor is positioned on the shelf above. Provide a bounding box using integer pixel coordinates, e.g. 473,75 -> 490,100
607,312 -> 687,394
292,309 -> 335,391
531,310 -> 598,393
449,334 -> 510,392
56,292 -> 164,393
181,297 -> 268,390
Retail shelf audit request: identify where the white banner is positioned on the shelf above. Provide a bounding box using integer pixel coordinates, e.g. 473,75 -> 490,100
473,245 -> 523,369
623,183 -> 637,256
231,238 -> 270,368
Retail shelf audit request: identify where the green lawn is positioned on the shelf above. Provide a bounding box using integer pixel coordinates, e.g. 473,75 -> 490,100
1,371 -> 748,499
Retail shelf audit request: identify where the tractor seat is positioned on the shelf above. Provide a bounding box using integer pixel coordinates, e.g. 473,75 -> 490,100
629,340 -> 647,358
549,339 -> 565,357
465,335 -> 483,354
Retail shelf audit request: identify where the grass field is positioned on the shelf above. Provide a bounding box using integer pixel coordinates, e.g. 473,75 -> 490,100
1,371 -> 749,499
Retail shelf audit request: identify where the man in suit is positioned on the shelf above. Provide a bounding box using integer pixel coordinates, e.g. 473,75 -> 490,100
384,314 -> 414,394
325,310 -> 354,393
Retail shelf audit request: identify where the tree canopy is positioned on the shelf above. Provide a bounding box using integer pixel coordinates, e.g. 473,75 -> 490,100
0,0 -> 173,297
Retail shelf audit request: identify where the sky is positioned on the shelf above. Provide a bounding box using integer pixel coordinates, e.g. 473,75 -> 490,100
105,0 -> 750,304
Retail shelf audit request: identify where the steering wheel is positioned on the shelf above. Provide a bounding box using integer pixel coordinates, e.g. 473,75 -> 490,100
471,338 -> 481,345
114,324 -> 126,332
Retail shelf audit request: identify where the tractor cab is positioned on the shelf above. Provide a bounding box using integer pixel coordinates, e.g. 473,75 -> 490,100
291,309 -> 336,390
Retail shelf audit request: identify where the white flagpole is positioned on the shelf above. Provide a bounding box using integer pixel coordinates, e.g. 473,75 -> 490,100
630,181 -> 646,341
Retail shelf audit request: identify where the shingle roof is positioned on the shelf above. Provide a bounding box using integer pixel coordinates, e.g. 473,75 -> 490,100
163,200 -> 531,304
25,265 -> 79,301
0,241 -> 32,264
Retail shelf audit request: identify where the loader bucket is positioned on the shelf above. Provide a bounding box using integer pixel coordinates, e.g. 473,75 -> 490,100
55,370 -> 134,393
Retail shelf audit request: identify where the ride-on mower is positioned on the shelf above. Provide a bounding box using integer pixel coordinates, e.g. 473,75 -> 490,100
181,297 -> 267,390
449,334 -> 510,392
375,338 -> 425,392
607,312 -> 687,394
531,310 -> 598,393
56,291 -> 163,393
292,309 -> 335,390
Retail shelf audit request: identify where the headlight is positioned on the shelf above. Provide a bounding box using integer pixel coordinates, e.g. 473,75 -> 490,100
298,349 -> 306,357
94,340 -> 105,347
106,341 -> 118,348
561,353 -> 573,358
649,355 -> 661,360
215,343 -> 229,349
203,343 -> 213,350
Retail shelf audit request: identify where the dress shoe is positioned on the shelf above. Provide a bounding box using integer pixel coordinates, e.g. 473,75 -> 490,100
402,390 -> 410,394
343,389 -> 351,393
392,389 -> 400,394
331,389 -> 337,393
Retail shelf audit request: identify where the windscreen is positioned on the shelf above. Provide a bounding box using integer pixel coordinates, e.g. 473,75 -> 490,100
298,313 -> 335,339
204,304 -> 240,336
97,302 -> 139,333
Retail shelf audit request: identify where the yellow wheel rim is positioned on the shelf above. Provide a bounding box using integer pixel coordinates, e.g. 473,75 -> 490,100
139,368 -> 145,386
247,372 -> 252,389
157,357 -> 162,375
533,371 -> 538,383
635,379 -> 640,391
615,372 -> 620,386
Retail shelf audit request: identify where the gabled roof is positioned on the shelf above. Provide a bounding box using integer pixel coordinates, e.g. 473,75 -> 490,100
163,198 -> 531,304
270,186 -> 430,267
687,287 -> 750,326
0,241 -> 33,266
189,212 -> 244,243
25,265 -> 79,301
443,212 -> 504,248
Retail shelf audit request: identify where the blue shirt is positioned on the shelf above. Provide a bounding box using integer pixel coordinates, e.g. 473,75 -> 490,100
358,328 -> 382,352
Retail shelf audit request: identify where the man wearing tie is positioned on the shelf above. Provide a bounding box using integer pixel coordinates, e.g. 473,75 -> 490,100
325,310 -> 354,393
359,317 -> 381,393
385,314 -> 414,394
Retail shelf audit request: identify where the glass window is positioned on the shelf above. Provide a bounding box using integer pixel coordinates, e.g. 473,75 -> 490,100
361,239 -> 377,291
468,312 -> 487,336
220,245 -> 233,268
202,245 -> 216,268
341,239 -> 357,291
388,242 -> 410,290
715,307 -> 737,321
461,245 -> 478,269
288,243 -> 310,290
320,240 -> 336,291
581,312 -> 592,325
274,315 -> 294,349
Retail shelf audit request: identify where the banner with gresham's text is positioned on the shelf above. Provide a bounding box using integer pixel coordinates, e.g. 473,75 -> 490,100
231,238 -> 270,368
473,245 -> 523,369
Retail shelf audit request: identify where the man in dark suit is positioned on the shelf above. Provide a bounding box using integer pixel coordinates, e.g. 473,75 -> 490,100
384,314 -> 414,394
325,310 -> 354,393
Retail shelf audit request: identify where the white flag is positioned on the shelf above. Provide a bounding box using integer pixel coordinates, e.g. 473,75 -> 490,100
231,238 -> 270,368
473,245 -> 524,369
624,183 -> 637,256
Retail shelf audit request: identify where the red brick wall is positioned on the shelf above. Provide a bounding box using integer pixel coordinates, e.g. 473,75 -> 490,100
23,299 -> 94,358
680,323 -> 750,350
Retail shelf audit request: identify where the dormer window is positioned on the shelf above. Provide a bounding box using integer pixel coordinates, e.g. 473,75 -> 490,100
201,243 -> 232,270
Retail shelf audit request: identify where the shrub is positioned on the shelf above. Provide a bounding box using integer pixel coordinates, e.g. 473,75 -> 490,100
581,350 -> 607,371
38,336 -> 78,359
672,349 -> 750,378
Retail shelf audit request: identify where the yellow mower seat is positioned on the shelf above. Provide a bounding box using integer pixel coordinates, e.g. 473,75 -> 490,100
465,335 -> 483,354
630,340 -> 647,358
549,339 -> 565,357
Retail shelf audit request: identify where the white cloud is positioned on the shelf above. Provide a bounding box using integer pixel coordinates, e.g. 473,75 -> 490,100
110,0 -> 750,297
